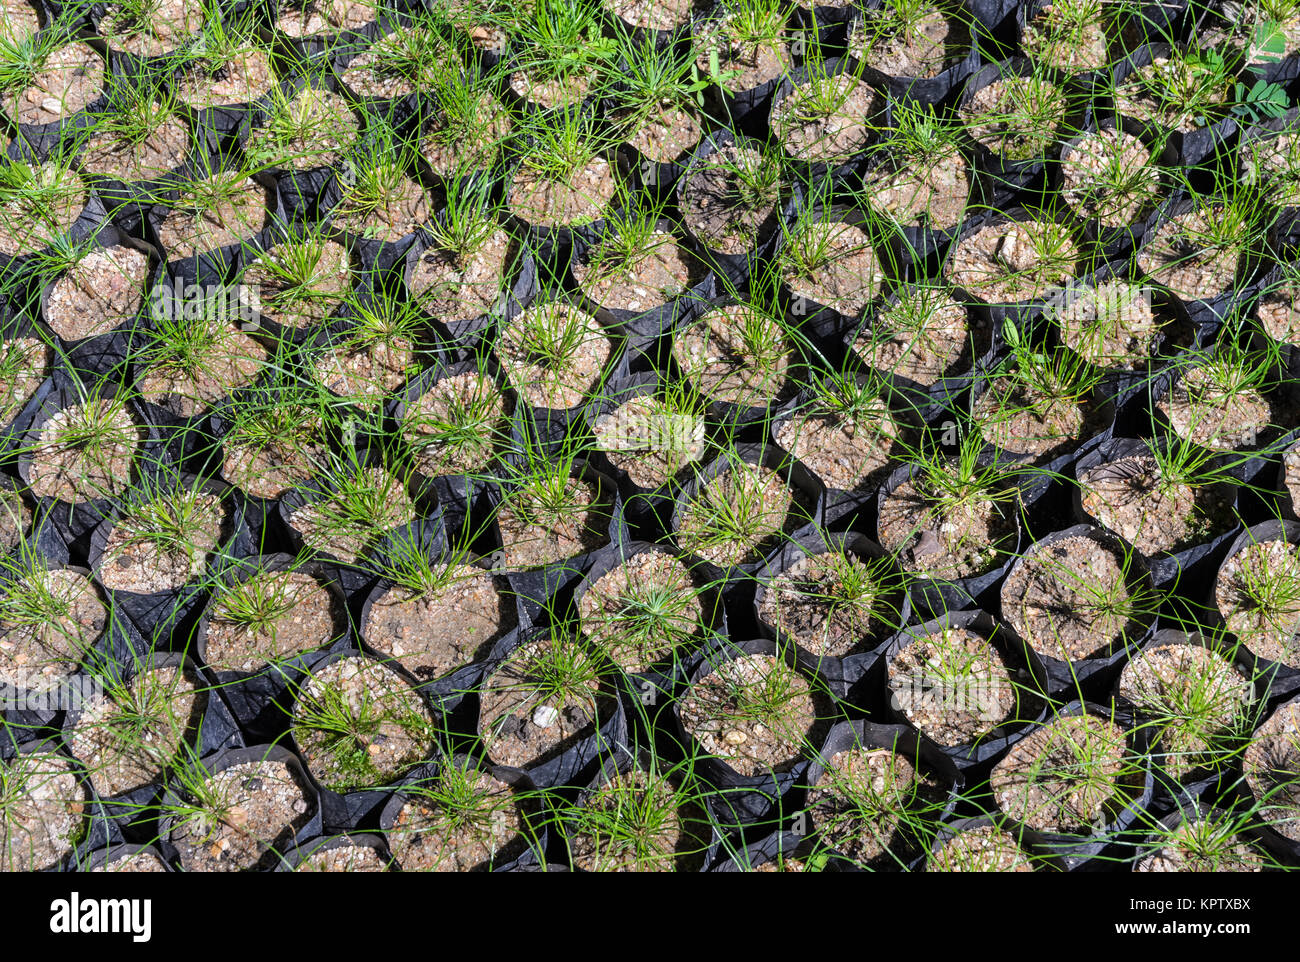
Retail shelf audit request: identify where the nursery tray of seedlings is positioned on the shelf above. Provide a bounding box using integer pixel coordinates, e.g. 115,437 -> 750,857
3,0 -> 1300,876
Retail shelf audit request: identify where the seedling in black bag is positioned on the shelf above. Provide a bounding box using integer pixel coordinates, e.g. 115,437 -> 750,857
0,748 -> 89,871
550,756 -> 714,871
0,11 -> 71,97
1008,712 -> 1137,835
583,189 -> 678,287
999,319 -> 1105,410
1232,533 -> 1300,627
423,172 -> 501,268
703,647 -> 812,736
610,31 -> 710,123
0,537 -> 101,666
1130,803 -> 1282,870
289,662 -> 442,792
802,741 -> 948,869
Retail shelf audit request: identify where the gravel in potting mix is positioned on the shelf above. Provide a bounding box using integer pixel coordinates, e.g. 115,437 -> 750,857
887,627 -> 1018,747
927,825 -> 1037,871
990,713 -> 1136,834
958,77 -> 1067,162
1216,539 -> 1300,668
386,766 -> 527,871
44,245 -> 150,342
1137,207 -> 1241,302
222,407 -> 330,500
779,221 -> 884,318
408,228 -> 517,323
861,147 -> 969,231
615,102 -> 703,166
293,656 -> 436,792
804,745 -> 947,867
138,320 -> 268,418
91,849 -> 171,872
421,92 -> 512,177
204,570 -> 339,672
1002,534 -> 1141,663
364,565 -> 516,682
877,478 -> 1015,580
1257,275 -> 1300,346
1114,57 -> 1228,133
0,0 -> 39,45
174,47 -> 275,108
313,331 -> 414,401
293,840 -> 389,872
758,550 -> 894,659
566,768 -> 709,872
345,25 -> 458,97
947,220 -> 1078,304
1242,129 -> 1300,209
571,230 -> 699,314
1021,0 -> 1109,72
679,144 -> 779,255
403,372 -> 508,478
158,175 -> 273,260
0,163 -> 87,257
496,474 -> 611,569
509,155 -> 618,229
0,750 -> 88,872
99,0 -> 203,55
1117,643 -> 1254,779
677,653 -> 824,776
5,42 -> 103,126
331,172 -> 434,242
1052,278 -> 1164,370
577,550 -> 706,674
1155,363 -> 1271,451
97,491 -> 229,594
241,239 -> 353,330
1134,814 -> 1266,872
1078,453 -> 1231,556
27,398 -> 144,503
69,663 -> 207,798
287,467 -> 417,563
770,75 -> 881,165
1243,698 -> 1300,843
848,2 -> 966,77
246,87 -> 358,172
607,0 -> 697,31
775,397 -> 901,492
672,304 -> 789,409
854,287 -> 971,386
590,395 -> 706,489
1060,128 -> 1162,228
274,0 -> 378,36
0,568 -> 107,694
0,337 -> 48,425
692,17 -> 790,95
972,372 -> 1089,459
169,759 -> 314,872
509,64 -> 594,111
478,635 -> 616,770
677,462 -> 808,568
82,109 -> 191,183
497,303 -> 615,410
